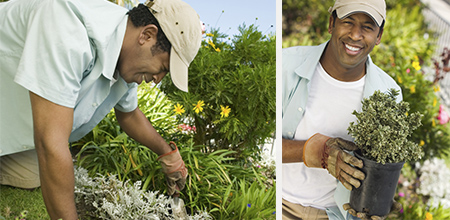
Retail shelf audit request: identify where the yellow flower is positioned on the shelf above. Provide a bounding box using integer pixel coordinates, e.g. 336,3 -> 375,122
412,61 -> 421,71
433,98 -> 437,107
425,212 -> 433,220
220,105 -> 231,118
206,33 -> 214,37
208,39 -> 216,48
215,47 -> 221,52
193,100 -> 205,114
419,140 -> 425,146
410,85 -> 416,93
173,103 -> 185,115
432,119 -> 436,127
434,85 -> 441,92
414,55 -> 419,61
397,76 -> 403,84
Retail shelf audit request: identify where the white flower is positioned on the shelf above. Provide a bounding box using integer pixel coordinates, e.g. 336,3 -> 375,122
417,158 -> 450,209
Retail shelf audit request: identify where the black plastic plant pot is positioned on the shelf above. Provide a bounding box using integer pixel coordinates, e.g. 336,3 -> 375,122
349,150 -> 405,216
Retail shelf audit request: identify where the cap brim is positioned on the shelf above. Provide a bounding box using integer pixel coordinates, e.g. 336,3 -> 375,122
336,5 -> 384,27
169,47 -> 189,92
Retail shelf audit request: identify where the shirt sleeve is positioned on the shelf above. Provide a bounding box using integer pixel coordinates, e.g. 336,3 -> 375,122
114,83 -> 138,113
13,0 -> 93,108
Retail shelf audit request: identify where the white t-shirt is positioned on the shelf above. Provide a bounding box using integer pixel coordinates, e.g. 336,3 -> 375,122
282,63 -> 365,209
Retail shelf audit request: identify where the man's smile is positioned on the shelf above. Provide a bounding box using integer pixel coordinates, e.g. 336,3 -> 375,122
343,42 -> 363,55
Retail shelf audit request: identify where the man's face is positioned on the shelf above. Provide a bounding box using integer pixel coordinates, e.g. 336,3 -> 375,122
117,34 -> 170,85
327,13 -> 383,70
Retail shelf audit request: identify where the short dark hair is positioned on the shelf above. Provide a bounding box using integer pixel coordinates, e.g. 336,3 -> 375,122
127,4 -> 171,54
331,10 -> 384,35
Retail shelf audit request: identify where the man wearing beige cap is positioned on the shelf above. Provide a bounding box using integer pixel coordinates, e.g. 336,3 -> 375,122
0,0 -> 201,218
282,0 -> 401,219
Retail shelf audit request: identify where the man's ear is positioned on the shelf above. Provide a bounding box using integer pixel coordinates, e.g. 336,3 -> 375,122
375,28 -> 384,45
139,24 -> 158,45
328,15 -> 334,34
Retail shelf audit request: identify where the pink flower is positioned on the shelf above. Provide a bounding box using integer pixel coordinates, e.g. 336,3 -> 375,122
437,105 -> 450,124
201,21 -> 206,34
179,124 -> 186,130
398,192 -> 405,197
406,68 -> 410,74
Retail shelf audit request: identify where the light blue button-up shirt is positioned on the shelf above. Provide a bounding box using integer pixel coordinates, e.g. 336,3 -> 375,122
282,42 -> 402,219
0,0 -> 137,156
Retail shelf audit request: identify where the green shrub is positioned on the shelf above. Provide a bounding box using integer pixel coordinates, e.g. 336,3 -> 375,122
348,89 -> 423,164
160,25 -> 276,160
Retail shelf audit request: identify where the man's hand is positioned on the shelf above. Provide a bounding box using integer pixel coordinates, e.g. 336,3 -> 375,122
157,142 -> 188,195
343,200 -> 402,220
303,133 -> 365,190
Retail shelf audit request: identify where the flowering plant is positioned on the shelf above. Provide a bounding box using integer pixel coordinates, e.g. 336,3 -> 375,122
160,25 -> 275,159
347,89 -> 423,164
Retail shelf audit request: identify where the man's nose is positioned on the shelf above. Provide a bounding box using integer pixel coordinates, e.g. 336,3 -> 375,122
349,25 -> 363,41
153,72 -> 168,84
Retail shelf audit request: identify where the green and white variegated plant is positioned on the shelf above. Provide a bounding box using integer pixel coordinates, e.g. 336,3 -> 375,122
348,89 -> 424,164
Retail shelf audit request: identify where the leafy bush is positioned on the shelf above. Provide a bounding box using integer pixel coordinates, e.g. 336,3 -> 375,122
348,89 -> 423,164
73,82 -> 275,219
160,25 -> 276,160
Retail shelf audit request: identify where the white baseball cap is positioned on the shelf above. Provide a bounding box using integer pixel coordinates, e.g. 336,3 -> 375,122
329,0 -> 386,27
145,0 -> 202,92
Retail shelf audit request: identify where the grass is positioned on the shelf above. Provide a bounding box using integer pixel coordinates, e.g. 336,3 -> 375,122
0,185 -> 48,219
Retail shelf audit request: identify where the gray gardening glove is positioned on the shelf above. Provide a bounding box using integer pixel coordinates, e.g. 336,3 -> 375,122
157,142 -> 188,195
343,200 -> 402,220
303,133 -> 365,190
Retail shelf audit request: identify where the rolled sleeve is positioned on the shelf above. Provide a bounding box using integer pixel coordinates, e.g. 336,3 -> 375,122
114,84 -> 138,113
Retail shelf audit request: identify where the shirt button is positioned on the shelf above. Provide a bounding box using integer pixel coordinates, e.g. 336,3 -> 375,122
288,132 -> 293,136
298,107 -> 303,112
92,103 -> 98,107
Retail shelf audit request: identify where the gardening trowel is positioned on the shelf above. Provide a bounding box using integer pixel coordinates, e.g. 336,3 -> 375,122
171,192 -> 189,220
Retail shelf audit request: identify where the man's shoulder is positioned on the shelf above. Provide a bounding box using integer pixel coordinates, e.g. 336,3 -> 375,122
369,62 -> 400,87
283,44 -> 320,57
282,44 -> 323,72
366,59 -> 403,101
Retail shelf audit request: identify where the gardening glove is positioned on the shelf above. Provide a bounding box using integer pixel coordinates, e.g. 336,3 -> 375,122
343,200 -> 402,220
303,133 -> 365,190
157,142 -> 188,196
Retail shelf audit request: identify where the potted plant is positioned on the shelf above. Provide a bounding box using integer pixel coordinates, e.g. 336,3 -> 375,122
347,89 -> 423,216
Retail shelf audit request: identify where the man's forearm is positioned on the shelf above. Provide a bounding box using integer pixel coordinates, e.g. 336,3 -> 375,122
36,142 -> 77,219
115,107 -> 172,156
29,92 -> 78,219
282,138 -> 306,163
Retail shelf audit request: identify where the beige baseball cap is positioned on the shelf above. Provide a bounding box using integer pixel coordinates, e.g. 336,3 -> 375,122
145,0 -> 202,92
329,0 -> 386,27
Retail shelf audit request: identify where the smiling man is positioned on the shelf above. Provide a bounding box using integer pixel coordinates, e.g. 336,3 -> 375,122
0,0 -> 201,219
282,0 -> 402,219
